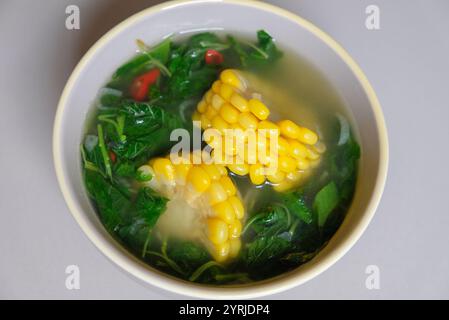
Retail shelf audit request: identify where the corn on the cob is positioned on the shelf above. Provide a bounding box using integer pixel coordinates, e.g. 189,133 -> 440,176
137,153 -> 245,263
195,69 -> 324,191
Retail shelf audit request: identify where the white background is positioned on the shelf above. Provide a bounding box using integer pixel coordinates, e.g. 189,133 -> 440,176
1,0 -> 448,299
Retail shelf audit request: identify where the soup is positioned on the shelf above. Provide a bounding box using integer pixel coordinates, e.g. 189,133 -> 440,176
81,30 -> 360,284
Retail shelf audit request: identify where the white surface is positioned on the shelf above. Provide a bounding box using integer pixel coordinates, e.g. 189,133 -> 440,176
1,0 -> 448,299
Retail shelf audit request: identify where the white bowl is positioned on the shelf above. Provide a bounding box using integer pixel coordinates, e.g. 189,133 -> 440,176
53,0 -> 388,299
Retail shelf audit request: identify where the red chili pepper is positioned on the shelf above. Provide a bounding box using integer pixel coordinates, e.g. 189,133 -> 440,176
108,150 -> 117,163
129,68 -> 160,101
205,49 -> 224,65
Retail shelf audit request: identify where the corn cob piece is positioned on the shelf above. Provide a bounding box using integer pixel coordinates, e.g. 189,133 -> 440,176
193,69 -> 325,192
137,153 -> 244,262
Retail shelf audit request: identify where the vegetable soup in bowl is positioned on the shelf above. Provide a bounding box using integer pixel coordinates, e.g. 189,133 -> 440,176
53,0 -> 388,298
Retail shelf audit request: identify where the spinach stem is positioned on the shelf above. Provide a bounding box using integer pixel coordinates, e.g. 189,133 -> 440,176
189,261 -> 223,282
97,124 -> 112,179
147,251 -> 186,276
214,273 -> 250,283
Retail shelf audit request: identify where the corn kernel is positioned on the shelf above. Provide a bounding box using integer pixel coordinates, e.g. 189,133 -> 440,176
279,156 -> 297,173
187,166 -> 211,193
298,127 -> 318,145
200,114 -> 212,130
229,239 -> 241,258
212,80 -> 222,93
219,103 -> 240,124
220,69 -> 243,91
313,142 -> 327,154
258,120 -> 280,138
266,168 -> 285,184
211,115 -> 229,133
309,158 -> 321,169
207,218 -> 229,244
212,201 -> 235,224
288,139 -> 308,159
173,163 -> 192,185
216,164 -> 228,176
286,170 -> 302,182
212,241 -> 230,262
297,157 -> 310,170
220,83 -> 234,101
249,163 -> 265,185
277,136 -> 289,156
204,105 -> 217,119
152,158 -> 175,182
212,94 -> 225,110
207,181 -> 228,205
249,99 -> 270,120
228,219 -> 242,238
230,93 -> 249,112
205,90 -> 213,103
238,112 -> 258,129
306,148 -> 320,160
201,164 -> 221,181
197,99 -> 207,113
219,176 -> 236,196
227,161 -> 249,176
228,196 -> 244,219
273,180 -> 294,192
278,120 -> 302,139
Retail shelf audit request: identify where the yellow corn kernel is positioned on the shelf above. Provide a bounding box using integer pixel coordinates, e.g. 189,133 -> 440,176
228,219 -> 242,238
212,94 -> 225,110
201,164 -> 221,181
211,115 -> 229,133
238,112 -> 258,129
228,196 -> 244,219
288,139 -> 308,159
297,157 -> 310,170
249,163 -> 266,185
257,147 -> 275,166
212,201 -> 235,224
197,99 -> 207,113
313,142 -> 327,154
223,136 -> 237,156
273,180 -> 294,192
204,105 -> 217,119
249,99 -> 270,120
187,166 -> 211,193
227,161 -> 249,176
220,69 -> 243,91
229,239 -> 241,258
173,162 -> 192,185
298,127 -> 318,145
212,80 -> 222,93
152,158 -> 175,182
220,83 -> 234,101
279,156 -> 297,173
266,168 -> 285,184
207,218 -> 229,244
286,170 -> 302,182
306,148 -> 320,160
204,131 -> 223,149
230,92 -> 249,112
205,90 -> 213,103
258,120 -> 280,138
216,164 -> 228,176
219,176 -> 236,196
212,241 -> 230,262
207,181 -> 228,205
277,136 -> 289,156
278,120 -> 302,139
219,103 -> 240,124
200,114 -> 212,130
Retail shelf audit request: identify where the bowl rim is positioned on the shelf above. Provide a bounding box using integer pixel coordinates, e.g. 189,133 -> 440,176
53,0 -> 389,299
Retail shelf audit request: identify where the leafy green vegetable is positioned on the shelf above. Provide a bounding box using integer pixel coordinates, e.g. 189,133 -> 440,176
280,192 -> 313,224
314,182 -> 339,227
134,187 -> 167,227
